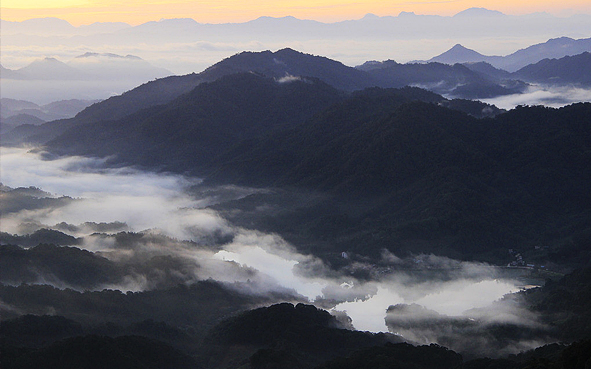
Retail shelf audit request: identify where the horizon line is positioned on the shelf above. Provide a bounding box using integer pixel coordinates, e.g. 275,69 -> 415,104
2,7 -> 589,27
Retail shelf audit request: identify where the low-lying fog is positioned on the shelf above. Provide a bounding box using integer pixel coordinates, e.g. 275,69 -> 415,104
0,146 -> 541,348
480,85 -> 591,109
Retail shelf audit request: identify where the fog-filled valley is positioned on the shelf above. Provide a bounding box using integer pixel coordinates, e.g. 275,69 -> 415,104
0,148 -> 529,325
3,145 -> 590,366
2,9 -> 591,368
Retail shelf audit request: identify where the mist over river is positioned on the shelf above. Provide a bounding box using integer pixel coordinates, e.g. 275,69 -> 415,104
1,146 -> 535,336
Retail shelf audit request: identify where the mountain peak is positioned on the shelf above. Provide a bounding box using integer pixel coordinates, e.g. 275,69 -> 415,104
41,57 -> 64,63
17,57 -> 87,80
252,15 -> 300,22
361,13 -> 380,20
453,7 -> 505,17
429,44 -> 486,64
274,47 -> 302,56
450,44 -> 469,50
546,36 -> 576,44
21,17 -> 74,26
75,52 -> 143,60
156,18 -> 198,25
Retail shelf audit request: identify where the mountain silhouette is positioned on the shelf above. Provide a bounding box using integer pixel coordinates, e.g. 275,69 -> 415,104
15,57 -> 89,80
513,52 -> 591,85
424,37 -> 591,72
428,44 -> 487,64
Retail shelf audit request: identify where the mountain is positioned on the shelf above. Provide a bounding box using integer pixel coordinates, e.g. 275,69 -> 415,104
1,65 -> 25,79
513,52 -> 591,85
44,78 -> 504,180
356,60 -> 524,98
5,9 -> 591,77
0,17 -> 76,35
46,73 -> 344,170
0,335 -> 198,369
428,44 -> 488,64
424,37 -> 591,72
8,48 -> 508,144
76,21 -> 131,34
199,48 -> 374,92
39,71 -> 591,263
42,99 -> 102,118
0,18 -> 130,37
2,294 -> 590,369
0,72 -> 205,144
205,99 -> 591,262
526,266 -> 591,341
170,47 -> 523,98
67,52 -> 172,80
501,37 -> 591,72
0,244 -> 120,290
0,98 -> 98,122
461,61 -> 512,80
1,52 -> 174,104
2,114 -> 45,126
201,303 -> 403,368
202,87 -> 499,187
317,343 -> 463,369
5,47 -> 583,149
2,53 -> 172,82
6,48 -> 372,142
0,114 -> 45,134
453,7 -> 505,17
8,45 -> 589,144
15,57 -> 89,80
0,98 -> 39,115
0,97 -> 101,144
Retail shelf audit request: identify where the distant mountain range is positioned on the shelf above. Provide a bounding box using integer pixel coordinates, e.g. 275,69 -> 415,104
513,52 -> 591,85
1,53 -> 171,81
425,37 -> 591,72
10,57 -> 90,80
2,10 -> 588,43
3,34 -> 590,105
0,17 -> 130,36
0,98 -> 98,134
2,10 -> 590,103
0,48 -> 513,145
356,60 -> 525,99
1,98 -> 99,121
2,8 -> 591,76
5,47 -> 591,146
460,51 -> 591,87
1,52 -> 174,104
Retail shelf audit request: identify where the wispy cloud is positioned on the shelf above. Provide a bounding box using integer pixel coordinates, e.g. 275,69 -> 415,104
481,85 -> 591,109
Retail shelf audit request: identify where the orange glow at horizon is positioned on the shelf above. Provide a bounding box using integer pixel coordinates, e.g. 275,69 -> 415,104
2,0 -> 591,26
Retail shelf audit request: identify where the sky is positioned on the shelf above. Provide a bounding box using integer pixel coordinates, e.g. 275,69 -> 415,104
2,0 -> 591,25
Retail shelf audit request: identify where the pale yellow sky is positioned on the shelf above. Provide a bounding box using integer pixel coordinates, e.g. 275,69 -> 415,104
2,0 -> 591,25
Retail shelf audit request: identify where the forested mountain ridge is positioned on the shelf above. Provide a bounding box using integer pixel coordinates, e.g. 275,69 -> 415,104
513,52 -> 591,85
2,48 -> 525,145
45,73 -> 345,171
206,98 -> 591,262
35,70 -> 591,263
